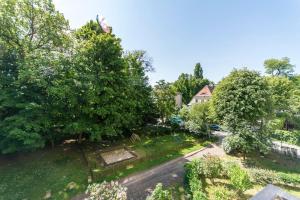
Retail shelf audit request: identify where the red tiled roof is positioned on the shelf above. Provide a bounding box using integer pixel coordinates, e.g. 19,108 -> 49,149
195,85 -> 214,97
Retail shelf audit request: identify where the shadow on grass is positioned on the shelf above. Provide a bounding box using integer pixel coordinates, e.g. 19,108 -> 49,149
244,152 -> 300,174
86,133 -> 206,182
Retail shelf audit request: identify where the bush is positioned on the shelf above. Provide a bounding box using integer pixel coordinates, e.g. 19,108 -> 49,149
193,190 -> 207,200
202,141 -> 212,147
272,130 -> 298,145
189,156 -> 223,180
209,185 -> 237,200
85,181 -> 127,200
222,135 -> 241,154
146,183 -> 171,200
277,173 -> 300,186
221,160 -> 239,178
247,168 -> 279,184
228,165 -> 252,193
184,161 -> 207,200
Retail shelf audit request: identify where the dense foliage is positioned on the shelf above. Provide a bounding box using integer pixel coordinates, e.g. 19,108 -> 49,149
146,183 -> 172,200
0,0 -> 156,153
264,57 -> 295,77
212,69 -> 272,156
153,80 -> 176,123
185,156 -> 253,199
182,102 -> 211,136
85,181 -> 127,200
173,63 -> 210,104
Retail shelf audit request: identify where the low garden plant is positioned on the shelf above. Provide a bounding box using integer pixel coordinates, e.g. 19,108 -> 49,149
184,156 -> 253,199
228,165 -> 252,193
146,183 -> 172,200
209,185 -> 237,200
85,181 -> 127,200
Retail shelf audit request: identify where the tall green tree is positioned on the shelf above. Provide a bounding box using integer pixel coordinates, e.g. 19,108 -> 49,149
0,0 -> 70,153
212,69 -> 272,156
184,102 -> 211,136
67,24 -> 130,141
123,50 -> 157,126
264,57 -> 295,77
194,62 -> 203,79
153,80 -> 176,123
173,63 -> 210,104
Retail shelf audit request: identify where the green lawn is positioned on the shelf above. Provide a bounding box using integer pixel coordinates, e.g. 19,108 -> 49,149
87,132 -> 207,181
0,145 -> 88,200
0,132 -> 207,200
166,153 -> 300,200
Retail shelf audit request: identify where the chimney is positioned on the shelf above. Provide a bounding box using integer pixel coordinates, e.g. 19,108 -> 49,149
175,92 -> 183,108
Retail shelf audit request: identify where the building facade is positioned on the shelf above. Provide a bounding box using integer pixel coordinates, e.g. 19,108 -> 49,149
188,85 -> 214,106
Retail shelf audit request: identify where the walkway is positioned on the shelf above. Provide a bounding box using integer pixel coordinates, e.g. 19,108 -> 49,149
121,131 -> 226,200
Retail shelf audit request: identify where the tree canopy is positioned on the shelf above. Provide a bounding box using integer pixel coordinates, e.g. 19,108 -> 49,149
264,57 -> 295,77
173,63 -> 210,104
212,69 -> 272,156
0,0 -> 156,153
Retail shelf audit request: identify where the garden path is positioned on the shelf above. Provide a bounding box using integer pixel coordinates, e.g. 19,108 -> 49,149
72,131 -> 227,200
121,131 -> 226,200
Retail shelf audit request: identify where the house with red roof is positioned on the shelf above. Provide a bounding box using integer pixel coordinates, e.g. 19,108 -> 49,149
188,85 -> 214,106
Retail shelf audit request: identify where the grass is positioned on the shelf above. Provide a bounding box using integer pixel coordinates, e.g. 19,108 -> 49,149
168,153 -> 300,200
87,132 -> 207,181
243,152 -> 300,197
0,132 -> 207,200
0,145 -> 88,200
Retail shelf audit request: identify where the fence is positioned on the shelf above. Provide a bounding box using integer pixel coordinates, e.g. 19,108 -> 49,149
272,141 -> 300,159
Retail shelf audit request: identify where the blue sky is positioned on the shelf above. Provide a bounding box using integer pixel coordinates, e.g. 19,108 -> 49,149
53,0 -> 300,84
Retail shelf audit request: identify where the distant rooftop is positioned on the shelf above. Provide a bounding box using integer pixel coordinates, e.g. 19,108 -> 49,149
194,85 -> 214,97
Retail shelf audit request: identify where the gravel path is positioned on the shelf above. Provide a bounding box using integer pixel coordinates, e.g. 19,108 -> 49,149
121,131 -> 226,200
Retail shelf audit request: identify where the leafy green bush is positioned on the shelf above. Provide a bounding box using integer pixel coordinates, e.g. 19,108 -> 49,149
85,181 -> 127,200
146,183 -> 171,200
193,190 -> 207,200
247,168 -> 279,184
189,156 -> 223,181
184,161 -> 207,200
272,130 -> 298,145
222,135 -> 241,154
228,165 -> 252,192
209,185 -> 237,200
202,141 -> 212,147
221,160 -> 239,178
277,173 -> 300,186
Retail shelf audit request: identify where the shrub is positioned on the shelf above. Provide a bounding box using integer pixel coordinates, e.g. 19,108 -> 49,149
201,155 -> 223,181
190,156 -> 223,178
209,185 -> 237,200
277,173 -> 300,186
85,181 -> 127,200
193,190 -> 207,200
184,162 -> 207,200
222,135 -> 241,154
247,168 -> 279,184
146,183 -> 171,200
272,130 -> 298,145
228,165 -> 252,193
221,160 -> 239,178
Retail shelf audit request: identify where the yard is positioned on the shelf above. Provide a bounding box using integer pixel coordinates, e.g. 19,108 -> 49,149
0,131 -> 207,200
165,152 -> 300,199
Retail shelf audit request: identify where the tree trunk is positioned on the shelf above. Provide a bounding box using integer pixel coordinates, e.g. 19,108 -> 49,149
78,133 -> 83,144
51,139 -> 55,149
